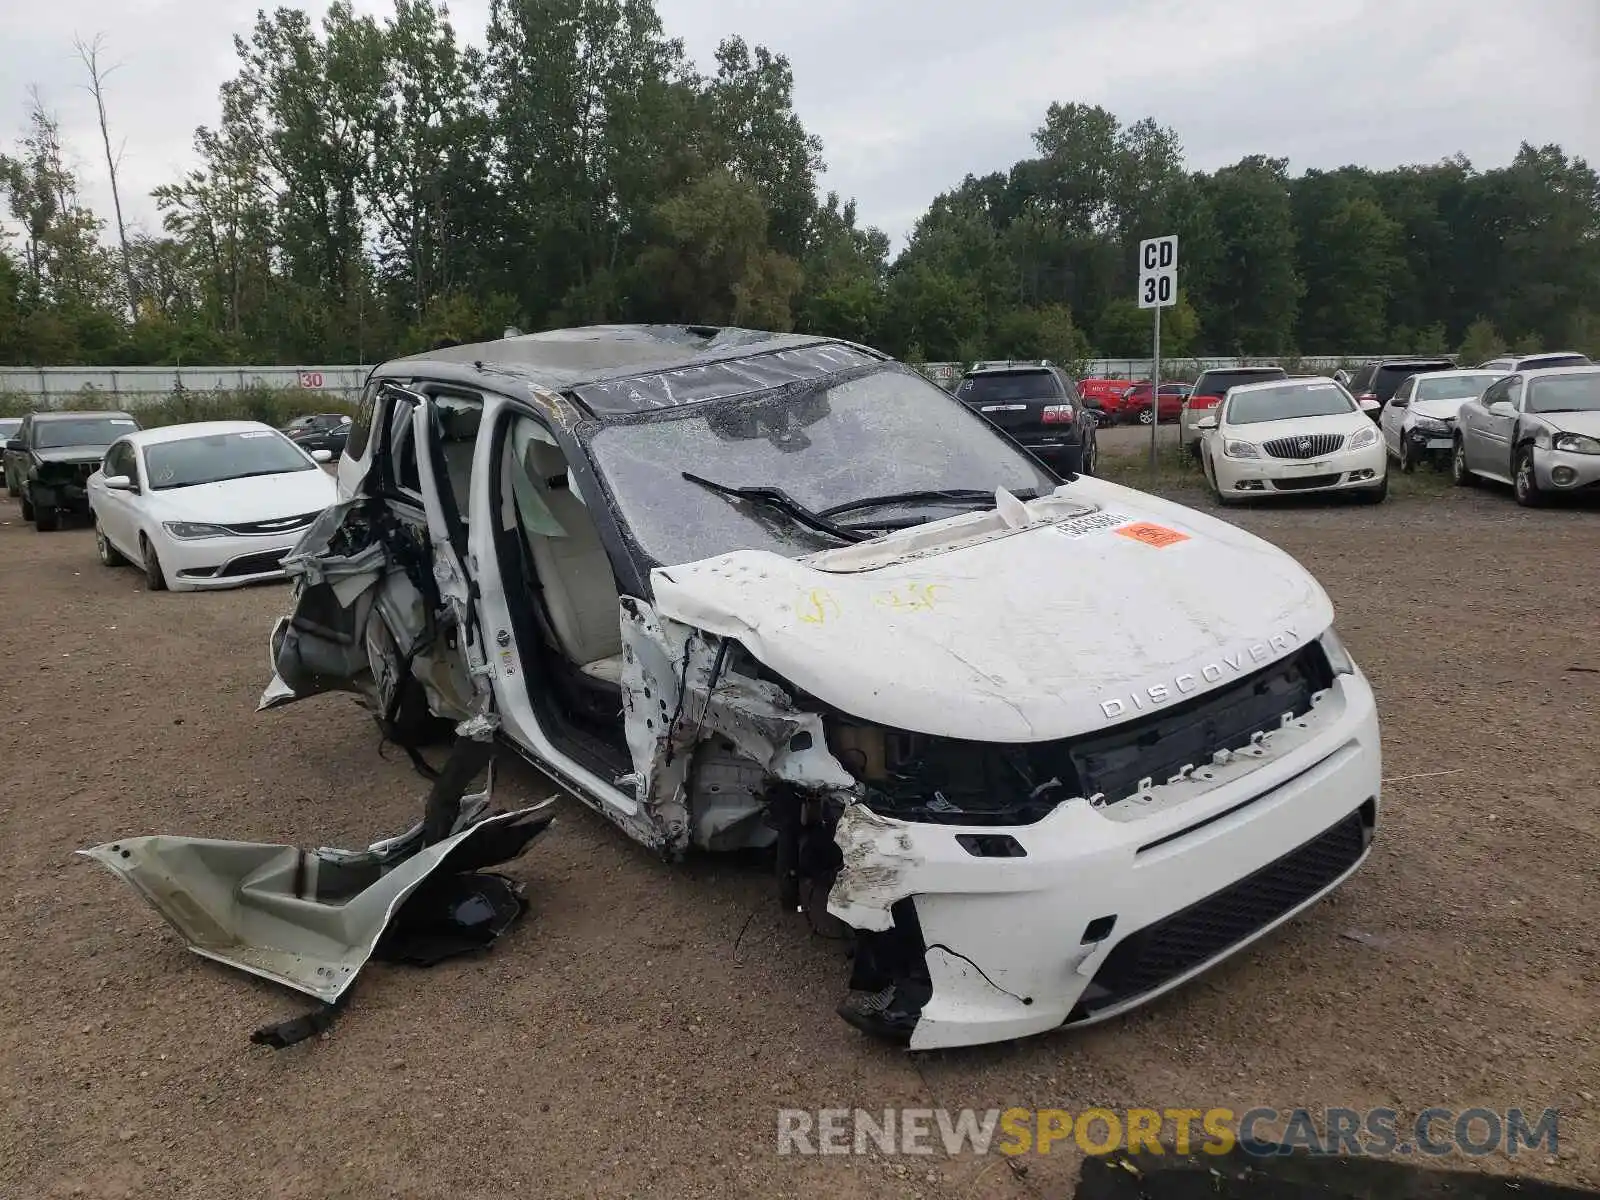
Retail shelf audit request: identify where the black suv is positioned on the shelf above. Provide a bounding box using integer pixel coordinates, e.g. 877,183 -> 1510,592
954,362 -> 1097,475
4,410 -> 140,531
1346,358 -> 1456,416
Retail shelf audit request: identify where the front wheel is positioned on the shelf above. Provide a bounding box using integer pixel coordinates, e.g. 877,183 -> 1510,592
1513,446 -> 1544,507
19,490 -> 33,520
1356,474 -> 1390,504
33,502 -> 59,532
1136,408 -> 1154,426
1451,438 -> 1477,487
1079,433 -> 1097,476
141,535 -> 168,591
1398,437 -> 1416,474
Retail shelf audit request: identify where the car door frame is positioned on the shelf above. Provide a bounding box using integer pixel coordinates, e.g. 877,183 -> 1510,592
412,384 -> 649,839
1381,377 -> 1414,456
95,438 -> 144,556
1474,375 -> 1523,481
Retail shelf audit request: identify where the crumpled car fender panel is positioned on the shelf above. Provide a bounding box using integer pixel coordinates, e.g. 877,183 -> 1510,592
78,801 -> 558,1005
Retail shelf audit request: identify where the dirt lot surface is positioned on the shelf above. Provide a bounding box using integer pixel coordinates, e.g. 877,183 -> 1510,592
3,457 -> 1597,1199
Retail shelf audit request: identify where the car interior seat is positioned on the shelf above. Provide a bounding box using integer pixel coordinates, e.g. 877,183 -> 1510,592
512,435 -> 624,686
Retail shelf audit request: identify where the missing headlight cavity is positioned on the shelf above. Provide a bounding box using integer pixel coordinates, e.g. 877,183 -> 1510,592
821,641 -> 1336,823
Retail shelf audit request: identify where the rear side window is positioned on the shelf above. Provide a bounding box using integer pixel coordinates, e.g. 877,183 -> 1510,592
955,371 -> 1062,403
1524,354 -> 1591,370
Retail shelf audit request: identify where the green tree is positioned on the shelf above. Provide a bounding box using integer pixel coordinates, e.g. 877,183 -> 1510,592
1457,317 -> 1504,365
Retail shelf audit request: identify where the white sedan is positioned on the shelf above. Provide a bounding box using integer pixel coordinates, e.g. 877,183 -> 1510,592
1378,368 -> 1505,473
87,420 -> 338,591
1197,378 -> 1387,505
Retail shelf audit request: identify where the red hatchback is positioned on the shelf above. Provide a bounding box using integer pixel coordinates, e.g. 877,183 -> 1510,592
1121,381 -> 1193,425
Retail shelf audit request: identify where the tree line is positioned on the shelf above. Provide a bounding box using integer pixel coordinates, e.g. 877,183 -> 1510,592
2,0 -> 1597,370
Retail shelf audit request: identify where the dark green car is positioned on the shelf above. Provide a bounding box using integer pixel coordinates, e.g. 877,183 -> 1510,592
4,410 -> 141,531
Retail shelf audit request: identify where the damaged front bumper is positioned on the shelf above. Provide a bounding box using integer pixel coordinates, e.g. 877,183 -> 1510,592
827,670 -> 1381,1050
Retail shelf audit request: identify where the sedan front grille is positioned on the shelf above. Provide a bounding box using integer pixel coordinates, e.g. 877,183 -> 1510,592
220,511 -> 321,536
1262,433 -> 1345,460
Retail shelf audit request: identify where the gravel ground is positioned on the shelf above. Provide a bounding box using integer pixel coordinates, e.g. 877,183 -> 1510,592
2,460 -> 1597,1199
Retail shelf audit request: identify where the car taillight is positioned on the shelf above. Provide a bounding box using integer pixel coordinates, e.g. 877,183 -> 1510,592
1042,404 -> 1074,423
1359,393 -> 1378,404
1191,394 -> 1221,410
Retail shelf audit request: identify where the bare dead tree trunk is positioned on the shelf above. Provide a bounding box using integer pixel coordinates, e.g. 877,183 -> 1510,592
75,34 -> 138,320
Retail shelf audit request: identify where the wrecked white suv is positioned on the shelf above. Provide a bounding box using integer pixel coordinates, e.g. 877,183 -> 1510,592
259,325 -> 1381,1050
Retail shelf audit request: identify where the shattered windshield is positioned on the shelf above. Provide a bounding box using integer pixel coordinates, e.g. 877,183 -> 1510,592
586,365 -> 1057,565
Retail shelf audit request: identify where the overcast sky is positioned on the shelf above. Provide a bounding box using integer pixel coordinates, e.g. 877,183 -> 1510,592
2,0 -> 1596,248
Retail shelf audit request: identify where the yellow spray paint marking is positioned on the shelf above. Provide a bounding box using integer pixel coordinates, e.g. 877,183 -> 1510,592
797,588 -> 841,625
872,582 -> 948,613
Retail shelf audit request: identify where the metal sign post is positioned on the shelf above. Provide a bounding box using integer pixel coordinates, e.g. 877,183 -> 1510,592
1137,235 -> 1179,478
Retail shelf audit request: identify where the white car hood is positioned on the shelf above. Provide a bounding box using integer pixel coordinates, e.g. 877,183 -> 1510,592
650,477 -> 1333,743
1224,411 -> 1372,441
150,469 -> 337,524
1409,397 -> 1471,422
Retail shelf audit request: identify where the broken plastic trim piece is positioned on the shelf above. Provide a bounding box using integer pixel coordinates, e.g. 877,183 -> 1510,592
78,800 -> 557,1005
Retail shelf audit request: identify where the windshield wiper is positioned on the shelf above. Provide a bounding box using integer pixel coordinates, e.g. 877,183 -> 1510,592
681,472 -> 867,543
819,488 -> 1039,519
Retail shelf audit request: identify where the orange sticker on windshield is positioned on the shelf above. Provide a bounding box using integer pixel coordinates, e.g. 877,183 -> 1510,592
1115,522 -> 1189,548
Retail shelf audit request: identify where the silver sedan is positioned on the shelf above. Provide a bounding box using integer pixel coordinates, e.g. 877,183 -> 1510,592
1453,365 -> 1600,505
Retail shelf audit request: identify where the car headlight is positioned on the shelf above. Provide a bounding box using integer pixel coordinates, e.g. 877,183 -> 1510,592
163,521 -> 230,539
1347,426 -> 1378,449
1552,433 -> 1600,454
1411,416 -> 1451,435
1223,439 -> 1259,459
1320,627 -> 1356,677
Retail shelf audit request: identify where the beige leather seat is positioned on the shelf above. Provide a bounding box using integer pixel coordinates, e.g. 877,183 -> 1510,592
518,439 -> 623,684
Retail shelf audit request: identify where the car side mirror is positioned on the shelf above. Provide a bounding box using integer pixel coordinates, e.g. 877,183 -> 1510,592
5,439 -> 22,453
103,474 -> 133,491
1196,415 -> 1218,431
1389,397 -> 1408,409
1359,397 -> 1381,413
1489,400 -> 1515,415
311,448 -> 334,463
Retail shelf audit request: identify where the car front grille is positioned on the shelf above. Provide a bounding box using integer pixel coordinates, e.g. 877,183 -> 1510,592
1262,433 -> 1345,460
220,511 -> 321,536
1068,804 -> 1373,1020
1271,473 -> 1344,491
216,550 -> 290,578
1063,642 -> 1334,805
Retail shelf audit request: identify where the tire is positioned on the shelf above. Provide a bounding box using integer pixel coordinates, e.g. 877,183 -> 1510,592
141,535 -> 168,591
19,489 -> 33,520
95,517 -> 127,566
1079,432 -> 1097,477
1451,438 -> 1478,487
1136,408 -> 1154,426
1206,451 -> 1240,507
1513,445 -> 1544,508
1398,437 -> 1416,474
1356,474 -> 1389,504
34,502 -> 59,532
